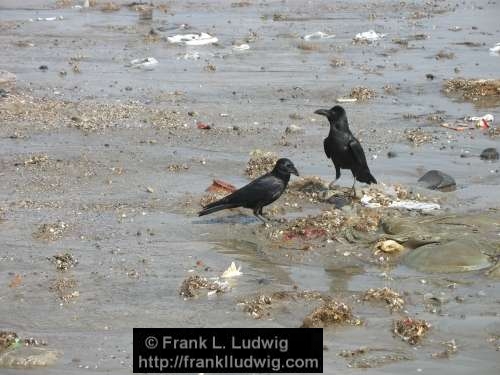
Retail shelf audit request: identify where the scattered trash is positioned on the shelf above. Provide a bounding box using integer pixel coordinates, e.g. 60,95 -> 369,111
489,43 -> 500,54
336,98 -> 357,103
23,154 -> 48,166
480,147 -> 499,160
468,113 -> 494,128
33,221 -> 68,241
31,16 -> 64,22
196,121 -> 211,130
179,51 -> 201,60
129,57 -> 158,70
167,33 -> 218,46
8,274 -> 22,288
48,253 -> 77,271
303,31 -> 335,41
405,128 -> 435,145
362,287 -> 405,312
374,240 -> 405,254
418,170 -> 456,192
179,275 -> 228,298
393,317 -> 431,345
354,30 -> 386,43
166,163 -> 189,172
245,150 -> 278,178
431,339 -> 458,359
232,43 -> 250,51
360,195 -> 440,211
448,26 -> 462,32
301,300 -> 362,328
206,180 -> 236,194
221,262 -> 242,278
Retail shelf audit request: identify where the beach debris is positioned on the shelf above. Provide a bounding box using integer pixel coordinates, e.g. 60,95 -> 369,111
8,274 -> 22,288
179,275 -> 229,298
431,339 -> 458,359
297,41 -> 320,51
101,2 -> 120,12
339,347 -> 412,368
206,180 -> 236,194
336,98 -> 357,103
435,50 -> 455,60
360,195 -> 440,211
196,121 -> 211,130
277,209 -> 345,241
418,170 -> 456,192
443,78 -> 500,101
480,147 -> 499,160
48,253 -> 77,271
166,163 -> 189,172
489,43 -> 500,55
285,124 -> 302,134
33,221 -> 68,241
374,240 -> 405,254
354,30 -> 386,43
232,43 -> 250,51
31,16 -> 64,22
0,332 -> 18,352
330,57 -> 346,67
393,317 -> 431,345
23,154 -> 48,166
167,33 -> 218,46
179,51 -> 201,60
245,150 -> 278,178
50,277 -> 79,303
240,295 -> 272,319
468,113 -> 494,128
129,57 -> 158,70
221,262 -> 242,278
301,300 -> 362,328
362,287 -> 405,312
349,87 -> 376,101
404,128 -> 435,145
303,31 -> 335,41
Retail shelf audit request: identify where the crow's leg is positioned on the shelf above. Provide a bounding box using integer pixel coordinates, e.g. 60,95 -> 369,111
329,167 -> 342,188
253,207 -> 267,224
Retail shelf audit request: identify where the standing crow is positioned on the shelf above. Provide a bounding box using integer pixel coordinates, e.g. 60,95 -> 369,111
314,106 -> 377,194
198,158 -> 299,223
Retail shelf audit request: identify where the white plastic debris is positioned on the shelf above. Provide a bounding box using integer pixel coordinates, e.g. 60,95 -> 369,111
489,43 -> 500,54
354,30 -> 386,42
303,31 -> 335,41
221,262 -> 242,278
388,200 -> 440,211
468,114 -> 494,128
35,16 -> 64,21
336,98 -> 358,103
361,195 -> 440,211
167,33 -> 218,46
232,43 -> 250,51
130,57 -> 158,70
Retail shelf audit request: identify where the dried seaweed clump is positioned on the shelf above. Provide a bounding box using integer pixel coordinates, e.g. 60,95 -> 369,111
0,331 -> 18,352
287,176 -> 329,202
272,209 -> 345,241
33,221 -> 68,241
345,207 -> 382,232
349,87 -> 376,101
339,347 -> 412,368
240,295 -> 273,319
443,78 -> 500,100
302,300 -> 362,328
50,277 -> 79,303
362,287 -> 405,312
404,128 -> 435,145
245,150 -> 278,178
48,253 -> 78,271
393,317 -> 431,345
23,154 -> 49,166
179,275 -> 228,298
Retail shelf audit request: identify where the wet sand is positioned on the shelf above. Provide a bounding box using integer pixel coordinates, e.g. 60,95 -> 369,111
0,0 -> 499,374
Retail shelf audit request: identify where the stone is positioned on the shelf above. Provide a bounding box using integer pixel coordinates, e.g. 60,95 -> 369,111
480,148 -> 499,160
418,170 -> 456,191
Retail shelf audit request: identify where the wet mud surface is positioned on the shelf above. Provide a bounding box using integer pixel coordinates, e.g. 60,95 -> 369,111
1,0 -> 500,374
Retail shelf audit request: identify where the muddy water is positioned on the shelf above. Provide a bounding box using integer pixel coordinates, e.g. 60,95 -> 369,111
0,0 -> 499,374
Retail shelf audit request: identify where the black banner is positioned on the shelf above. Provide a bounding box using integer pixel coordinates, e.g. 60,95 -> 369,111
133,328 -> 323,373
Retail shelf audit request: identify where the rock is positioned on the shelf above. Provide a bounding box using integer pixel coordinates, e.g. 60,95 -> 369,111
38,65 -> 48,71
418,170 -> 456,191
285,124 -> 303,134
480,148 -> 499,160
326,195 -> 351,209
403,238 -> 492,273
387,151 -> 397,158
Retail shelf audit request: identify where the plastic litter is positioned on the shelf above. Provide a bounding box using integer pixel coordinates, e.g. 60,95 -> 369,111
336,98 -> 358,103
303,31 -> 335,41
468,113 -> 494,128
167,32 -> 218,46
232,43 -> 250,51
489,43 -> 500,54
221,262 -> 242,278
31,16 -> 64,21
129,57 -> 158,70
361,195 -> 440,211
354,30 -> 386,42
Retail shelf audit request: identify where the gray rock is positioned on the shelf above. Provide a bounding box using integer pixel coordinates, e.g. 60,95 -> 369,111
387,151 -> 397,158
480,147 -> 499,160
418,170 -> 456,191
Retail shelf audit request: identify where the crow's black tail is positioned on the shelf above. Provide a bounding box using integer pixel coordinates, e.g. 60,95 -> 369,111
356,169 -> 377,185
198,201 -> 240,217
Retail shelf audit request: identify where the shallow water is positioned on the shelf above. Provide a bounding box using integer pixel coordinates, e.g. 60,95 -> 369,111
0,0 -> 499,374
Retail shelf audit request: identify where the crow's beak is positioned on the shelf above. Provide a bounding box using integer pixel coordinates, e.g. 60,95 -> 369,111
314,109 -> 329,117
289,165 -> 299,176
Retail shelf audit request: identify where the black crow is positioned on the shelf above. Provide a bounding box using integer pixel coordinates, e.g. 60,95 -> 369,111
314,106 -> 377,194
198,158 -> 299,223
